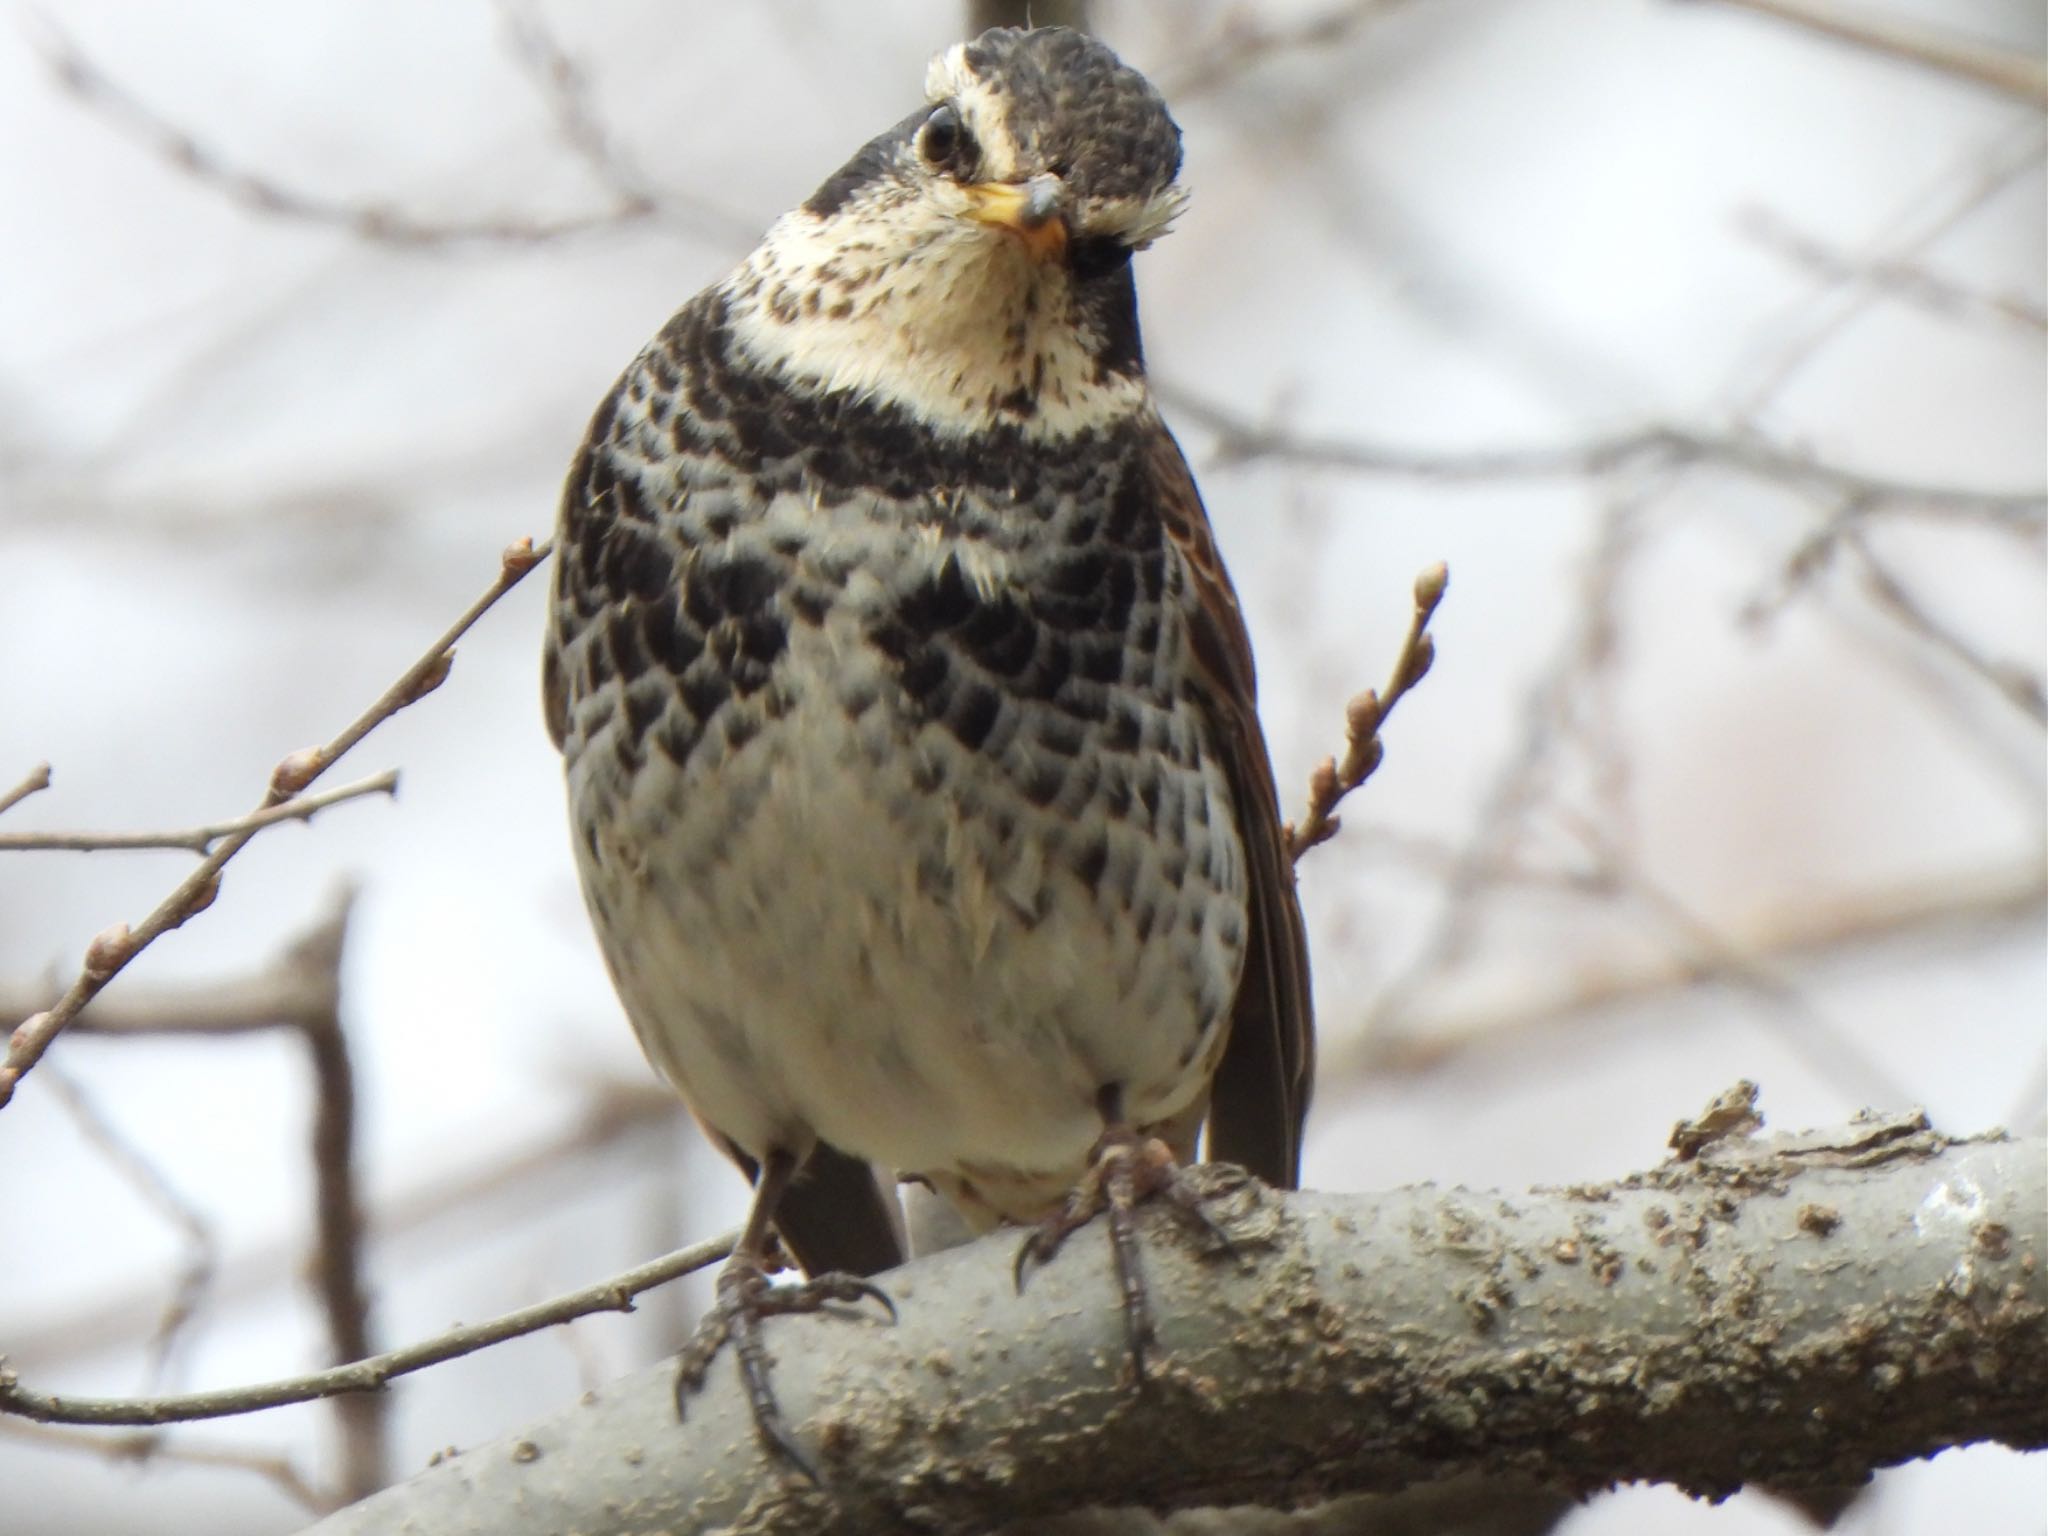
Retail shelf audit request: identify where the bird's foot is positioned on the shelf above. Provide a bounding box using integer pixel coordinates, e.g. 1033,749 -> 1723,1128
675,1251 -> 895,1481
1012,1126 -> 1236,1380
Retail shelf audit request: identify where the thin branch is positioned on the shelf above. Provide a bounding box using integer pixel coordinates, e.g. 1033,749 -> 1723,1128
39,1063 -> 218,1385
1582,822 -> 1918,1110
1843,527 -> 2048,725
490,0 -> 758,247
1728,117 -> 2046,417
0,1418 -> 338,1515
1701,0 -> 2048,107
0,537 -> 548,1112
0,770 -> 399,854
6,1078 -> 680,1374
8,897 -> 385,1494
1737,492 -> 2045,799
494,0 -> 654,210
0,1233 -> 731,1428
1161,0 -> 1411,98
1737,204 -> 2048,334
1359,493 -> 1653,1040
11,906 -> 352,1042
1160,383 -> 2048,523
966,1 -> 1091,34
1332,853 -> 2047,1079
0,763 -> 53,817
27,17 -> 656,248
1287,562 -> 1447,861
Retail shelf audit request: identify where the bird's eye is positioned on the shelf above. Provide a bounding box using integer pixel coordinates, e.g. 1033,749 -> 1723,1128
1067,236 -> 1133,283
918,104 -> 975,175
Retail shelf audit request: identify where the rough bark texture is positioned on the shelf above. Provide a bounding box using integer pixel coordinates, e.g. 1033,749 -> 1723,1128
301,1116 -> 2045,1535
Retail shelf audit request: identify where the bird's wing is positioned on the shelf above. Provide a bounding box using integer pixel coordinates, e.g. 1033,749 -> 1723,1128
1144,421 -> 1315,1188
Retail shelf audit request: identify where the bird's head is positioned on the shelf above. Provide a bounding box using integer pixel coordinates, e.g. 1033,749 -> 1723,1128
722,27 -> 1187,439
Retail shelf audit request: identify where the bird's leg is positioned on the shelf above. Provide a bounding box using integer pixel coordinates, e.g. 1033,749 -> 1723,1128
1013,1084 -> 1237,1380
675,1148 -> 895,1482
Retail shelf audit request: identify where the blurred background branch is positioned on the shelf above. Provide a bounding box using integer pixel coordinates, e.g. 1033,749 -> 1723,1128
1704,0 -> 2048,106
0,1 -> 2039,1531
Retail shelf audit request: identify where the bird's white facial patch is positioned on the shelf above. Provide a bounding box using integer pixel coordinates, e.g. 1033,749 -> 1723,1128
926,44 -> 1024,182
722,185 -> 1148,440
924,43 -> 1189,249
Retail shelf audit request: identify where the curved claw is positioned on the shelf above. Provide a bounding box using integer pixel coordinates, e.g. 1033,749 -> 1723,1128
804,1271 -> 899,1324
1012,1233 -> 1039,1294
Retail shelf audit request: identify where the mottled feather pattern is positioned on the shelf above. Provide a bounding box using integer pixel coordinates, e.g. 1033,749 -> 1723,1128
547,294 -> 1259,1224
544,25 -> 1312,1259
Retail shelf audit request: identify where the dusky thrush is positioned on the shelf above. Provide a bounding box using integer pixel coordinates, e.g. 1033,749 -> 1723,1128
543,24 -> 1313,1472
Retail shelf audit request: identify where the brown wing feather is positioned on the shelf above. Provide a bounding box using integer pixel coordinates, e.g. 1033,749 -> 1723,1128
1144,424 -> 1315,1188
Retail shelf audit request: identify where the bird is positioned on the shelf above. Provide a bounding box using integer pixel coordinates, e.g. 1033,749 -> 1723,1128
543,24 -> 1312,1472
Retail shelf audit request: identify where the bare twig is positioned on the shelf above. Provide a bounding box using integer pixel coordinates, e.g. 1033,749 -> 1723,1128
27,18 -> 655,248
1729,118 -> 2045,418
494,0 -> 655,210
1161,0 -> 1412,98
39,1064 -> 218,1385
0,763 -> 53,817
12,896 -> 384,1494
0,1234 -> 731,1428
967,0 -> 1091,34
0,537 -> 548,1112
1843,528 -> 2048,725
1161,383 -> 2048,523
1701,0 -> 2048,107
1737,205 -> 2048,334
1333,853 -> 2046,1079
491,0 -> 757,247
1737,490 -> 2045,805
14,908 -> 351,1042
0,770 -> 399,854
7,1077 -> 681,1375
0,1418 -> 338,1515
1286,563 -> 1447,862
1577,819 -> 1918,1110
1359,492 -> 1654,1041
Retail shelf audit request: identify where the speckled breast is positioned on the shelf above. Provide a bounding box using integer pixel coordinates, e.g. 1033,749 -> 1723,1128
544,294 -> 1250,1212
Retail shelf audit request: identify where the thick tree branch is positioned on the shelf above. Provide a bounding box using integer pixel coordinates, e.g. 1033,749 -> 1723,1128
293,1109 -> 2043,1534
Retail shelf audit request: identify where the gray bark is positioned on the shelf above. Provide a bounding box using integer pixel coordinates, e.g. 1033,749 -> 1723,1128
301,1114 -> 2046,1535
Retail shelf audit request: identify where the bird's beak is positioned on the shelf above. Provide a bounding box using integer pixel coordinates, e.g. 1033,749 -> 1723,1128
962,174 -> 1067,264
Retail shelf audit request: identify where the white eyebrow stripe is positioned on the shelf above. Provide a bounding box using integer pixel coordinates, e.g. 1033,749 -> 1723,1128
925,44 -> 1025,185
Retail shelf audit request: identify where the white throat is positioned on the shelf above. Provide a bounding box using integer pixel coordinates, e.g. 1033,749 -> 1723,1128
720,201 -> 1150,440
